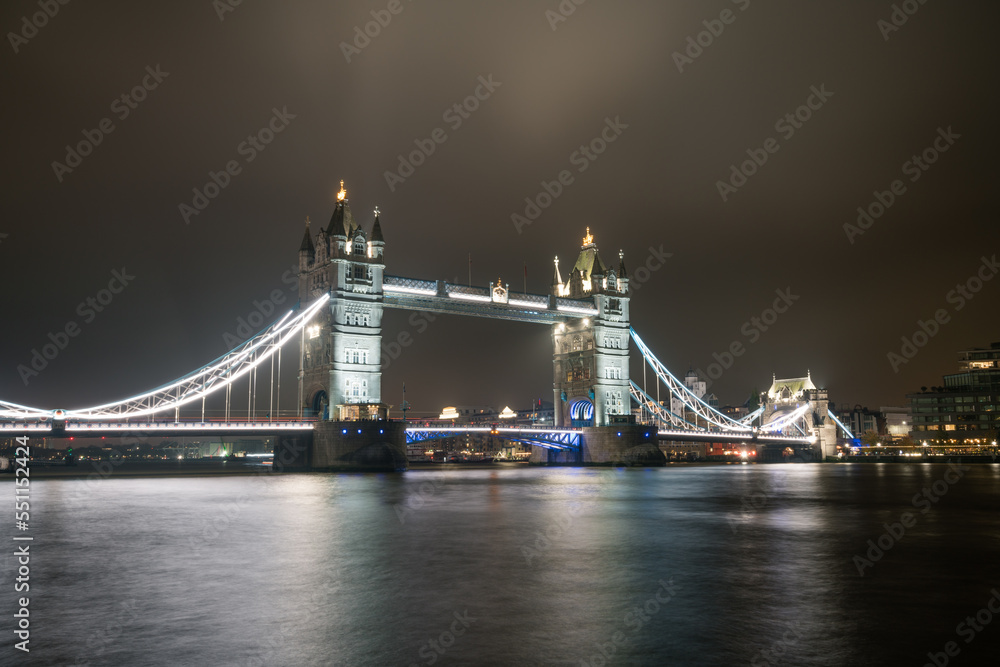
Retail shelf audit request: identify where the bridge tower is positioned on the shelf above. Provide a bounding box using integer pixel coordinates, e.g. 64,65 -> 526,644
293,182 -> 405,471
760,372 -> 835,461
551,228 -> 632,428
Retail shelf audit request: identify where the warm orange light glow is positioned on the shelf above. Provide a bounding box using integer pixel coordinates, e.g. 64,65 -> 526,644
337,180 -> 347,201
583,227 -> 594,246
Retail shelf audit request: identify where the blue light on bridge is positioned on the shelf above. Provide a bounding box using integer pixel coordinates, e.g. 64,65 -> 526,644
570,400 -> 594,422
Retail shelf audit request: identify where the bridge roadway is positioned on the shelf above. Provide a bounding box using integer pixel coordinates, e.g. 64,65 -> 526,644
0,421 -> 316,438
2,420 -> 814,449
403,424 -> 813,450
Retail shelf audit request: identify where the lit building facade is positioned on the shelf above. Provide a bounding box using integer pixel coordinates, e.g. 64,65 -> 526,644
297,182 -> 388,421
909,342 -> 1000,443
550,228 -> 631,428
881,406 -> 912,438
835,405 -> 883,438
958,342 -> 1000,371
761,372 -> 838,458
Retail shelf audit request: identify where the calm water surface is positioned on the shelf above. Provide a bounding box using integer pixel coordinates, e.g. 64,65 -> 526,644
10,463 -> 1000,666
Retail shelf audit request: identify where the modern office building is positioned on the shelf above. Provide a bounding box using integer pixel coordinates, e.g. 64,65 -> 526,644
958,342 -> 1000,371
908,341 -> 1000,443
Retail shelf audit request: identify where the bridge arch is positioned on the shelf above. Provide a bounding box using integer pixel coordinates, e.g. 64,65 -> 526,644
569,398 -> 594,427
307,388 -> 329,420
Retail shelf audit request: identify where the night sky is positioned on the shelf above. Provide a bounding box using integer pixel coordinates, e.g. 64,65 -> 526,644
2,0 -> 997,418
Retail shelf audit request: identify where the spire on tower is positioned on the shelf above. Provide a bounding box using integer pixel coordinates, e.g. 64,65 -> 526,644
370,206 -> 385,244
583,227 -> 595,247
299,216 -> 315,254
618,249 -> 628,278
327,180 -> 358,238
551,256 -> 563,287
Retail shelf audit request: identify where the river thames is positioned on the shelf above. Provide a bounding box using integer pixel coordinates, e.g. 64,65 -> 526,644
12,462 -> 1000,666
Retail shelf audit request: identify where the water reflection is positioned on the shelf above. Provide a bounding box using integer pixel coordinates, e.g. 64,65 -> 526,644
20,464 -> 1000,665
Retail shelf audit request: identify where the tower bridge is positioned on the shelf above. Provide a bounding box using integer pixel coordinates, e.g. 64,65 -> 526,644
1,182 -> 852,469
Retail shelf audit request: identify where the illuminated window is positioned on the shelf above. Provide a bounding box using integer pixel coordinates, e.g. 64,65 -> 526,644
346,379 -> 368,401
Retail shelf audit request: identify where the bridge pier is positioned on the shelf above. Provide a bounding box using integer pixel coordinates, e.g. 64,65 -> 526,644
755,442 -> 820,463
530,425 -> 665,466
279,421 -> 407,472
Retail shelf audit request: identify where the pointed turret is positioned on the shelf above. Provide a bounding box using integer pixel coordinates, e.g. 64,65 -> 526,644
298,216 -> 315,271
368,206 -> 385,261
299,216 -> 315,254
370,206 -> 385,244
615,249 -> 629,293
328,202 -> 344,237
551,256 -> 563,288
328,201 -> 359,238
327,180 -> 359,238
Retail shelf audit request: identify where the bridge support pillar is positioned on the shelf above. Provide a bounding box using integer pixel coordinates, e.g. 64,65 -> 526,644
530,425 -> 665,466
815,423 -> 839,460
278,421 -> 407,472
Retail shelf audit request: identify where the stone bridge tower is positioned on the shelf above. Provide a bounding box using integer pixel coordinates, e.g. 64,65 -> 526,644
292,182 -> 404,471
550,228 -> 632,428
761,373 -> 838,460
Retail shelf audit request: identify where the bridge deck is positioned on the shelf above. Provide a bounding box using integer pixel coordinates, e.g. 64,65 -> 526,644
0,420 -> 815,446
0,421 -> 316,437
383,276 -> 596,324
